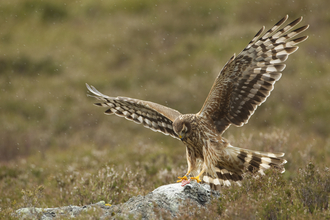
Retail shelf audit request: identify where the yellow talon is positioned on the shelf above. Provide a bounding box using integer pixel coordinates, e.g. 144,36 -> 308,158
177,176 -> 188,182
190,167 -> 205,183
191,176 -> 202,183
105,204 -> 112,207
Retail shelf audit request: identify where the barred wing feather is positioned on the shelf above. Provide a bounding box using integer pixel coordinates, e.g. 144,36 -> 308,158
198,15 -> 309,134
86,84 -> 181,139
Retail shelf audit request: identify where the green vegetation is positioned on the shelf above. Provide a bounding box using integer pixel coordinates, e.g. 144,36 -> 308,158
1,0 -> 329,218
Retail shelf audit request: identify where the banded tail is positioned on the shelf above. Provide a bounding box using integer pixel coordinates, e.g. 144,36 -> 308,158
203,144 -> 287,190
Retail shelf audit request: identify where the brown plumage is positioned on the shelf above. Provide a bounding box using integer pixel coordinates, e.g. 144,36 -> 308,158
87,15 -> 308,190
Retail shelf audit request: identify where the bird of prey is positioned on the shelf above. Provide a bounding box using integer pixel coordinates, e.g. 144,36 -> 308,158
87,15 -> 308,189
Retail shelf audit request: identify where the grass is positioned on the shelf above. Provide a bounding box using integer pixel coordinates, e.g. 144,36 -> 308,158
1,0 -> 330,218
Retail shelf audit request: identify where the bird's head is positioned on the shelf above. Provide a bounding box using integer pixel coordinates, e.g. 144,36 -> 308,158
173,116 -> 192,141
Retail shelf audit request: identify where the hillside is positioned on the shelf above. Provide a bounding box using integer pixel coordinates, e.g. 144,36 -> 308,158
1,0 -> 329,218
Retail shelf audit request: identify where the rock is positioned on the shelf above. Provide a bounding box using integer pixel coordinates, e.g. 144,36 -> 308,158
15,205 -> 97,220
14,182 -> 220,219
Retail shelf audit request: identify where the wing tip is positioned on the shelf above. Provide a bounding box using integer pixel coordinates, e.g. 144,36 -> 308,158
86,83 -> 112,99
278,14 -> 289,25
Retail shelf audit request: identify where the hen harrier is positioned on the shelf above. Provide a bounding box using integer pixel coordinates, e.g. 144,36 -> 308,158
87,15 -> 308,190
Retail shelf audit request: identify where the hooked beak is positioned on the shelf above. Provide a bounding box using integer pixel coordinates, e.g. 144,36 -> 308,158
179,135 -> 183,141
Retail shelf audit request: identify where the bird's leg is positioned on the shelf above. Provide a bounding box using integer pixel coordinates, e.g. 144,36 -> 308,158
190,167 -> 206,183
177,147 -> 194,182
177,169 -> 191,182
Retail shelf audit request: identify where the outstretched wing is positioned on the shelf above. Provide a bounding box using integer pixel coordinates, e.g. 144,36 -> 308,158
86,84 -> 182,139
197,15 -> 309,134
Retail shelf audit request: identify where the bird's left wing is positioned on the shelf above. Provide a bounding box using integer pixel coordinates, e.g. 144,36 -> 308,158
197,15 -> 309,134
86,84 -> 181,139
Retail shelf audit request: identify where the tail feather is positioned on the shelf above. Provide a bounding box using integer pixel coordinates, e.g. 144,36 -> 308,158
236,148 -> 287,174
202,144 -> 286,189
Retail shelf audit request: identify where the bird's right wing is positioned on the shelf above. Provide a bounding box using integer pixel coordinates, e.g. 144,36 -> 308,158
86,84 -> 182,139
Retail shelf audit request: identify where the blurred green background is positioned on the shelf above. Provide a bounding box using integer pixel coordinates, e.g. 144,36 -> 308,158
1,0 -> 329,161
1,0 -> 330,217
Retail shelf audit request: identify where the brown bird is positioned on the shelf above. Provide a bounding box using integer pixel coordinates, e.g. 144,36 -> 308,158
87,15 -> 308,190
